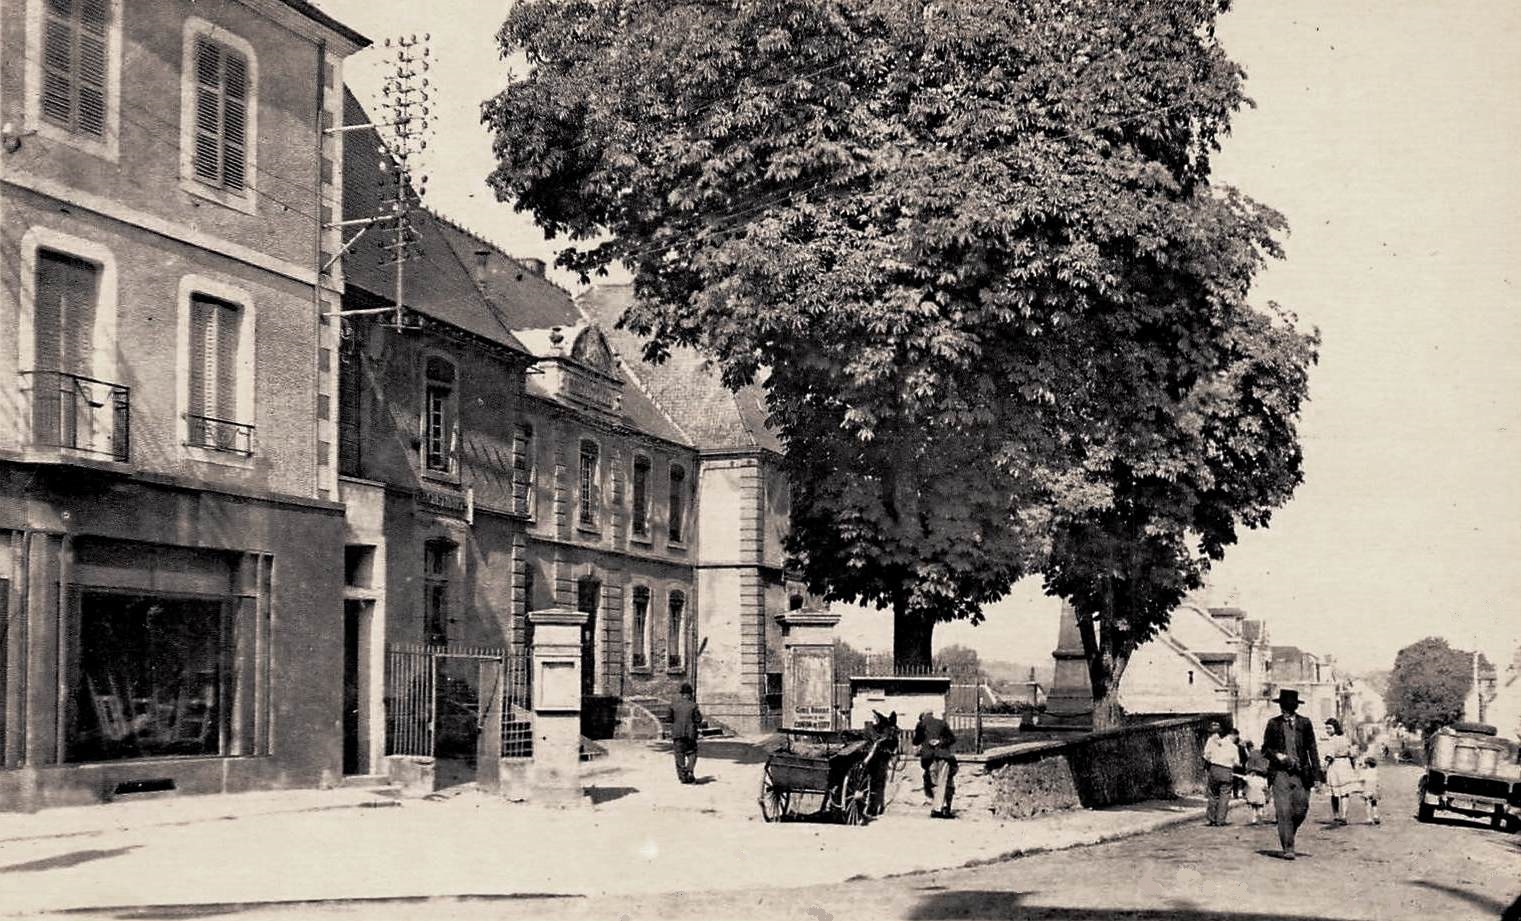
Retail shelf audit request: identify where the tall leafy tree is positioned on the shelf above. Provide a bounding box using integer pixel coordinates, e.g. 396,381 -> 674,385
483,0 -> 1317,714
1386,637 -> 1474,735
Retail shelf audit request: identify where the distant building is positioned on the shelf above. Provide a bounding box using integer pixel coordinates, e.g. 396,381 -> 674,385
1462,651 -> 1499,725
1485,646 -> 1521,741
1046,597 -> 1274,738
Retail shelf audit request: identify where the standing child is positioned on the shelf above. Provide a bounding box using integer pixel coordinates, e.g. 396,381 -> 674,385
1359,756 -> 1381,825
1243,748 -> 1271,825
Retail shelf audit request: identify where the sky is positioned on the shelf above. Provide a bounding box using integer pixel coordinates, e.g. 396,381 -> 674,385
310,0 -> 1521,674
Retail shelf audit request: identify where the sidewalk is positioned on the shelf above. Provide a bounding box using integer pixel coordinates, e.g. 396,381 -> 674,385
0,740 -> 1204,917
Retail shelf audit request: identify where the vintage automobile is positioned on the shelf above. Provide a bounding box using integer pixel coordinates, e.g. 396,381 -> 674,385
1417,721 -> 1521,831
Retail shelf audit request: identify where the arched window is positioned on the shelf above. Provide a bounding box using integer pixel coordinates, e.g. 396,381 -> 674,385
422,355 -> 457,475
629,585 -> 651,670
667,590 -> 686,670
668,463 -> 687,544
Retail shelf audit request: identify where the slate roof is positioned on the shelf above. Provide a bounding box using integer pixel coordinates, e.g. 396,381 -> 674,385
577,285 -> 784,454
341,91 -> 531,358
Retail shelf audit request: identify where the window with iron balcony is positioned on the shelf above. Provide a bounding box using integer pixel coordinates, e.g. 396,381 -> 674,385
185,294 -> 253,456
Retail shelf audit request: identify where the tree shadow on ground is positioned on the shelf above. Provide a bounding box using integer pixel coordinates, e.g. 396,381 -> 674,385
1,846 -> 141,873
684,740 -> 771,764
906,891 -> 1355,920
1408,880 -> 1508,915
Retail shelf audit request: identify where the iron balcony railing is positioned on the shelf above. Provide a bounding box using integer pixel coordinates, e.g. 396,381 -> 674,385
22,370 -> 130,462
185,413 -> 255,456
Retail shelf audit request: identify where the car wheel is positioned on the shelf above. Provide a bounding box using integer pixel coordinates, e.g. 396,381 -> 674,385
1417,798 -> 1435,823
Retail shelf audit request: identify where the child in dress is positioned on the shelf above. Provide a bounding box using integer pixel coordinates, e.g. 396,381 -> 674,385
1359,756 -> 1381,825
1243,748 -> 1271,825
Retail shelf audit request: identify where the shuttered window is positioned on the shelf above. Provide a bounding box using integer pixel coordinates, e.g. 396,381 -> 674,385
40,0 -> 110,138
33,249 -> 99,375
188,294 -> 240,424
192,36 -> 249,193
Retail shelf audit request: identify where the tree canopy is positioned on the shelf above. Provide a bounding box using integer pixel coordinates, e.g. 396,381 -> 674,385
483,0 -> 1318,718
1386,637 -> 1474,735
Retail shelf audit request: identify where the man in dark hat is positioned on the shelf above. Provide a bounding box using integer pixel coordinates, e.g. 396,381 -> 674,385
670,682 -> 701,784
1260,689 -> 1321,859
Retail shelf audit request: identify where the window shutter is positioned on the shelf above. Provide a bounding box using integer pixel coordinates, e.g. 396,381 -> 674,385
193,38 -> 223,185
221,50 -> 248,192
34,251 -> 97,376
75,0 -> 108,137
214,304 -> 239,420
188,298 -> 212,419
41,7 -> 73,127
33,254 -> 67,372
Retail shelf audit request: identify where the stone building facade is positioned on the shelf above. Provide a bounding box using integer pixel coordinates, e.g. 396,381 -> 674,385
333,91 -> 809,777
0,0 -> 367,808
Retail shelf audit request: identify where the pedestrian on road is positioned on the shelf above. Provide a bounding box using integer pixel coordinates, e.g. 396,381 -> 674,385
1243,747 -> 1271,825
1322,718 -> 1358,825
913,710 -> 958,819
670,682 -> 701,784
1261,688 -> 1320,860
1230,729 -> 1248,799
1203,719 -> 1240,826
1357,756 -> 1381,825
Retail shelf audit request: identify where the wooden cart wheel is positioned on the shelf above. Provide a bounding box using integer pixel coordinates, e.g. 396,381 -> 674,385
842,765 -> 867,826
759,768 -> 788,823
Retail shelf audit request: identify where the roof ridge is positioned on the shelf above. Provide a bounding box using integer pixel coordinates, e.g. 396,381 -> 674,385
418,202 -> 578,301
570,296 -> 695,446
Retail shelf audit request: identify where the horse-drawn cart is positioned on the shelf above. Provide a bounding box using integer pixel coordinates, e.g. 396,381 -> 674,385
758,715 -> 899,825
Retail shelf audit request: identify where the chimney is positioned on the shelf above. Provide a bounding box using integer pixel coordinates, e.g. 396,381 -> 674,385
519,257 -> 546,278
473,249 -> 491,295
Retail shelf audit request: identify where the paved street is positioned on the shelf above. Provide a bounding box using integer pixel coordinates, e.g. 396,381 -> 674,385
40,765 -> 1517,921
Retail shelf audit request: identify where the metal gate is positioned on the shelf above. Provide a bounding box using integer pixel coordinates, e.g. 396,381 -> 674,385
385,644 -> 533,784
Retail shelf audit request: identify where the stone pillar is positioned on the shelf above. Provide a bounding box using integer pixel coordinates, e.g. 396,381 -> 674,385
775,610 -> 839,731
528,608 -> 588,806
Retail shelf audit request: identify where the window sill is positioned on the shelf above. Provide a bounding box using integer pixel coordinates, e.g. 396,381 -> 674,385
576,523 -> 602,537
26,117 -> 120,163
420,469 -> 461,486
629,532 -> 652,546
666,540 -> 688,552
666,666 -> 686,675
181,176 -> 257,216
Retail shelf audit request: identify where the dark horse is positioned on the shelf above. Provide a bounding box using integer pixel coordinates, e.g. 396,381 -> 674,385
861,710 -> 901,817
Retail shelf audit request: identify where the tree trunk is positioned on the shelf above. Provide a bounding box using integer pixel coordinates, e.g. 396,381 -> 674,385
893,596 -> 934,672
1091,652 -> 1130,731
1072,602 -> 1130,731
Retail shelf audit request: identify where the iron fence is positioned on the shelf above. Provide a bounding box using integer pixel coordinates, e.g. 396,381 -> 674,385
384,642 -> 533,761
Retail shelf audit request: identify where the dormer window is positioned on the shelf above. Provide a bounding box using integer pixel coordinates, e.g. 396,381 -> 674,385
422,355 -> 457,476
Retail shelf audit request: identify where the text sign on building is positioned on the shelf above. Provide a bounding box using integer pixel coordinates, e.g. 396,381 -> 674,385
418,484 -> 474,523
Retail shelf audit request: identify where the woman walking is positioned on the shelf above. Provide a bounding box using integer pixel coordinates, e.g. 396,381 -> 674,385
1322,718 -> 1359,825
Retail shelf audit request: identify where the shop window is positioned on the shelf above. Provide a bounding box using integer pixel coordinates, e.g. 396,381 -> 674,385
422,355 -> 457,475
630,454 -> 650,538
423,540 -> 453,646
667,590 -> 686,670
668,463 -> 687,544
629,585 -> 650,670
578,439 -> 601,529
67,592 -> 227,763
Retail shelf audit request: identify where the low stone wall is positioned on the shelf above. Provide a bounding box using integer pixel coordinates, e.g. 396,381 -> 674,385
952,716 -> 1210,820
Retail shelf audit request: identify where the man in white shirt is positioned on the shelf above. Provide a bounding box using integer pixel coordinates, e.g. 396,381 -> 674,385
1202,719 -> 1240,826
